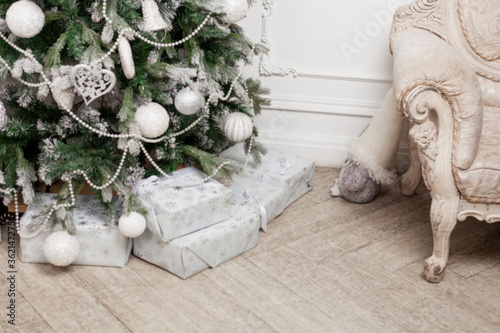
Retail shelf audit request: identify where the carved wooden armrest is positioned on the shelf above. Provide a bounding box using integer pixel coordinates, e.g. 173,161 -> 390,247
392,29 -> 483,170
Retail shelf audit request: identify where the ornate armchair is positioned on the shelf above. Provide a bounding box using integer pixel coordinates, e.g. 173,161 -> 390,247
391,0 -> 500,282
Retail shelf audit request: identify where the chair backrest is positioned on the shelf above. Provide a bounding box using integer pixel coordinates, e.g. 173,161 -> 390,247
391,0 -> 500,81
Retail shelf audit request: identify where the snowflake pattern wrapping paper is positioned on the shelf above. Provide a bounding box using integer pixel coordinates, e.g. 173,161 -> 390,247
19,194 -> 132,267
135,167 -> 233,242
133,198 -> 260,279
230,177 -> 289,231
220,144 -> 315,222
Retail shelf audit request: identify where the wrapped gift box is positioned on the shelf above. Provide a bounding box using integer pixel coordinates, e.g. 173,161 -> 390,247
220,143 -> 315,224
230,177 -> 289,231
133,199 -> 260,279
135,167 -> 233,242
20,194 -> 132,267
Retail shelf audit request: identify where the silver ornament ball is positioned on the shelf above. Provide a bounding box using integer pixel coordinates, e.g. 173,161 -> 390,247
174,87 -> 205,115
135,102 -> 170,139
224,112 -> 253,142
43,231 -> 80,267
221,0 -> 249,24
6,0 -> 45,38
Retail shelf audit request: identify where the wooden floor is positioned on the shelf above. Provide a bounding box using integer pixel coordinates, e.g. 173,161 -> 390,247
1,167 -> 500,332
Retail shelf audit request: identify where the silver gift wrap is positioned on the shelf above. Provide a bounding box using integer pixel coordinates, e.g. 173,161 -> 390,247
230,177 -> 289,232
133,199 -> 260,279
221,143 -> 315,225
135,167 -> 233,242
20,194 -> 132,267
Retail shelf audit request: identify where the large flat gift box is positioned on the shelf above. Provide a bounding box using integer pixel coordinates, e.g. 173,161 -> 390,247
20,194 -> 132,267
133,199 -> 260,279
135,167 -> 233,242
230,177 -> 288,231
220,143 -> 315,225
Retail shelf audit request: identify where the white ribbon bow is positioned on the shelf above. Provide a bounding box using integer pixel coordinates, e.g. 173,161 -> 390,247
132,175 -> 160,195
243,189 -> 268,232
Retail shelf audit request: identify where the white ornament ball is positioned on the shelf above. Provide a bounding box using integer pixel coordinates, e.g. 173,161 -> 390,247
221,0 -> 249,24
0,101 -> 7,129
43,231 -> 80,267
224,112 -> 253,142
6,0 -> 46,38
118,36 -> 135,79
174,87 -> 205,115
135,102 -> 170,139
52,76 -> 75,110
118,212 -> 147,238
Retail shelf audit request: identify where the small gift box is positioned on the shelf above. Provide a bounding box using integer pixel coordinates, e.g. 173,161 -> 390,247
220,143 -> 315,224
20,194 -> 132,267
133,198 -> 260,279
135,167 -> 233,242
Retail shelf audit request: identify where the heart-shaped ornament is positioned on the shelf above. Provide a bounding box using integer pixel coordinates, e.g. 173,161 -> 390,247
70,65 -> 116,105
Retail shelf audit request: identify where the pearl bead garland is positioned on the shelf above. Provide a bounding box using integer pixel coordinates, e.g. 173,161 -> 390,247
101,0 -> 211,49
243,136 -> 254,169
0,0 -> 259,239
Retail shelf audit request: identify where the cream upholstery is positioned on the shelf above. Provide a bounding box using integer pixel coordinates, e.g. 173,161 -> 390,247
390,0 -> 500,282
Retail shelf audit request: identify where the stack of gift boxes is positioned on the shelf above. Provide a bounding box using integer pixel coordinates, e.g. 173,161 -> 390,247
19,144 -> 315,279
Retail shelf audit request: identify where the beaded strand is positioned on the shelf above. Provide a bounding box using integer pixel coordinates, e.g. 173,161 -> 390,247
0,2 -> 259,239
101,0 -> 211,49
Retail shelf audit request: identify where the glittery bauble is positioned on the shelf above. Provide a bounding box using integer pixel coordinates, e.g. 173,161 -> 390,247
43,231 -> 80,267
224,112 -> 253,142
0,101 -> 7,129
141,0 -> 169,32
118,212 -> 147,238
52,76 -> 75,110
174,87 -> 205,115
135,102 -> 170,139
6,0 -> 45,38
118,36 -> 135,79
221,0 -> 249,24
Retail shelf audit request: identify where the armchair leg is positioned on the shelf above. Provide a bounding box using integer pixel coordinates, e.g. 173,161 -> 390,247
423,195 -> 459,283
400,132 -> 422,196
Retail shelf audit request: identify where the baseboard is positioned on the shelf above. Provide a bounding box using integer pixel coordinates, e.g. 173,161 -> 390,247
255,130 -> 410,169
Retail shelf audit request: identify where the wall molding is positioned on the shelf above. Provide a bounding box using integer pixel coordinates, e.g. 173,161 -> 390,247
264,93 -> 382,117
259,0 -> 393,84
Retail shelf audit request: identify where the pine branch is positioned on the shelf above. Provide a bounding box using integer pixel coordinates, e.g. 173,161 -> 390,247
145,62 -> 197,84
244,139 -> 268,165
117,86 -> 134,130
245,78 -> 271,116
182,145 -> 242,184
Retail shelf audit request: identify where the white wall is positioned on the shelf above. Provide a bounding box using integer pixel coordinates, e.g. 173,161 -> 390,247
239,0 -> 413,167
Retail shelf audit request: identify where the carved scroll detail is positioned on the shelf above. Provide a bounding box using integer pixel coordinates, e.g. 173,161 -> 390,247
259,0 -> 298,77
391,0 -> 446,42
410,120 -> 438,191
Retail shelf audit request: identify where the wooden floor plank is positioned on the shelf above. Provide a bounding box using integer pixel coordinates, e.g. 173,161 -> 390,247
16,263 -> 129,332
287,193 -> 431,264
204,256 -> 350,333
396,261 -> 500,331
356,213 -> 500,277
128,255 -> 276,333
0,273 -> 55,333
319,252 -> 490,333
0,227 -> 128,332
446,220 -> 500,278
247,245 -> 409,332
2,167 -> 500,332
68,256 -> 204,333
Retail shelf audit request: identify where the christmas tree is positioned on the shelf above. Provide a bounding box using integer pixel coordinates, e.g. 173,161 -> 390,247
0,0 -> 269,235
